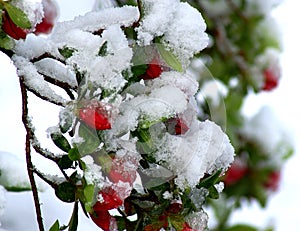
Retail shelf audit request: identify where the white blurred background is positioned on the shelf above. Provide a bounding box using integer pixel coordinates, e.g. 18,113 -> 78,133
0,0 -> 299,230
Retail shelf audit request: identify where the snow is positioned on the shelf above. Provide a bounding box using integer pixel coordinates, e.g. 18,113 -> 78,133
12,55 -> 67,106
53,5 -> 139,34
136,0 -> 208,68
242,106 -> 292,157
153,120 -> 234,189
34,58 -> 77,88
0,152 -> 31,190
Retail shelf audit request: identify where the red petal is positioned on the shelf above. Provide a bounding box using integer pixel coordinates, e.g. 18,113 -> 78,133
93,188 -> 123,211
90,210 -> 111,231
79,106 -> 111,130
2,12 -> 29,40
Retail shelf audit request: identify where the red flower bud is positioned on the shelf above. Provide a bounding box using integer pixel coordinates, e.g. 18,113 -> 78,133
90,210 -> 116,231
181,222 -> 196,231
223,159 -> 248,186
78,101 -> 112,130
264,171 -> 281,191
262,68 -> 280,91
166,199 -> 183,214
2,11 -> 30,40
34,0 -> 58,35
107,157 -> 137,185
140,58 -> 162,80
165,117 -> 189,135
93,187 -> 123,212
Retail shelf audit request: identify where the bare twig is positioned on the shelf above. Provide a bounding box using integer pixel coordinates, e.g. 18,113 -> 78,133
20,76 -> 45,231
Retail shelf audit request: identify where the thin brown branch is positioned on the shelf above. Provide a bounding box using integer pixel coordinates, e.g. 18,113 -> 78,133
32,168 -> 59,189
25,86 -> 66,107
20,76 -> 45,231
42,74 -> 76,100
27,123 -> 72,181
30,52 -> 66,65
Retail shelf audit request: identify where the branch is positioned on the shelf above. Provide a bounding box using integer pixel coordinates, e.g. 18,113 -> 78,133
30,52 -> 66,65
19,76 -> 45,231
25,85 -> 66,107
32,167 -> 59,189
41,74 -> 76,100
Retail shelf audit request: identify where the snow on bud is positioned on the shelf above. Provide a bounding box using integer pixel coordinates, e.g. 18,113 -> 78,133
78,100 -> 115,130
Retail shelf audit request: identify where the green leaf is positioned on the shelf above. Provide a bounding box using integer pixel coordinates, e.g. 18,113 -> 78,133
0,31 -> 14,50
115,216 -> 126,231
55,182 -> 76,203
51,132 -> 72,153
131,64 -> 147,78
58,46 -> 77,59
59,109 -> 74,133
68,147 -> 81,161
83,184 -> 95,213
197,169 -> 222,189
170,216 -> 185,231
4,186 -> 31,192
156,43 -> 183,72
76,123 -> 100,155
49,220 -> 60,231
208,186 -> 219,199
98,41 -> 108,56
58,155 -> 73,169
3,3 -> 31,29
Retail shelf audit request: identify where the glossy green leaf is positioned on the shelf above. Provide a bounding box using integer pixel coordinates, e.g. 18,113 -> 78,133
51,132 -> 72,153
131,64 -> 147,78
68,147 -> 81,161
83,184 -> 94,212
77,123 -> 100,155
98,41 -> 108,56
58,155 -> 73,169
55,182 -> 76,203
49,220 -> 60,231
197,169 -> 222,189
208,186 -> 220,199
156,43 -> 183,72
59,109 -> 74,133
58,46 -> 77,59
3,3 -> 31,29
0,31 -> 14,50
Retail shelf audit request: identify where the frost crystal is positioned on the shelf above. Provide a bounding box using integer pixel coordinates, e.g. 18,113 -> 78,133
82,155 -> 105,189
185,210 -> 209,231
154,120 -> 234,189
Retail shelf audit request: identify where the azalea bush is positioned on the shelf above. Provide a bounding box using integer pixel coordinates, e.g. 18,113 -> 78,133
0,0 -> 293,231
